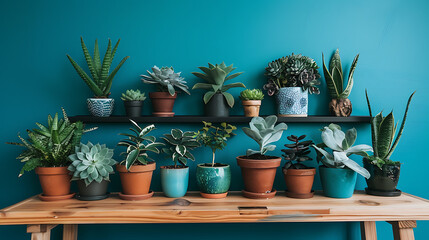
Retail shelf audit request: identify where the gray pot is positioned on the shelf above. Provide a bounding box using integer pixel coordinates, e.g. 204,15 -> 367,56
77,179 -> 109,201
87,98 -> 114,117
204,93 -> 230,117
124,100 -> 143,117
276,87 -> 308,117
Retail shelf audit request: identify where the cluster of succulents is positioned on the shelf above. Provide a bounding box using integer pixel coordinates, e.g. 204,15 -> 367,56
239,89 -> 264,101
141,66 -> 190,96
282,135 -> 313,169
121,89 -> 146,101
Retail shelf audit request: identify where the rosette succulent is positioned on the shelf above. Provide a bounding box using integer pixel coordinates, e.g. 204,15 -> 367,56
121,89 -> 146,101
141,66 -> 190,96
240,89 -> 264,101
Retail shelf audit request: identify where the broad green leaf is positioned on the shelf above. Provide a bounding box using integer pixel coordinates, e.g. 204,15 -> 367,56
191,72 -> 210,82
225,72 -> 243,81
221,82 -> 245,92
333,151 -> 370,179
192,82 -> 213,90
222,92 -> 234,108
171,129 -> 183,139
322,53 -> 340,98
125,149 -> 138,170
176,145 -> 186,156
203,91 -> 216,104
377,112 -> 395,159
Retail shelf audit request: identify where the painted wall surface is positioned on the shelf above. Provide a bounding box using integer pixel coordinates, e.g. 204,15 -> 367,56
1,0 -> 428,239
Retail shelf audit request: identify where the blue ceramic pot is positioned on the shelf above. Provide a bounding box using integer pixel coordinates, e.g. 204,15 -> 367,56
87,98 -> 114,117
160,166 -> 189,198
196,164 -> 231,194
319,166 -> 357,198
276,87 -> 308,116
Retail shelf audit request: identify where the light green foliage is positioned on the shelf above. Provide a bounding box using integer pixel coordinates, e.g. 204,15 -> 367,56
162,129 -> 201,167
239,89 -> 264,101
192,62 -> 245,108
312,124 -> 372,179
322,49 -> 359,99
141,66 -> 190,96
242,115 -> 287,156
67,37 -> 129,98
68,142 -> 116,186
117,120 -> 164,170
121,89 -> 146,101
365,90 -> 415,167
6,108 -> 97,176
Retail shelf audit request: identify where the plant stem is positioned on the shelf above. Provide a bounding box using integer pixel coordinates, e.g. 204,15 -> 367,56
212,151 -> 215,167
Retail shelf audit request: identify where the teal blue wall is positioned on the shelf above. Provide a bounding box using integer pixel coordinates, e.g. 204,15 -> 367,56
1,0 -> 428,239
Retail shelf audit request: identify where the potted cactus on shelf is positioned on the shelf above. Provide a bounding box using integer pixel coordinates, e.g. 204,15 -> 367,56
281,135 -> 315,199
322,49 -> 359,117
240,89 -> 264,117
237,115 -> 287,199
68,142 -> 117,201
160,129 -> 201,198
116,120 -> 164,200
312,124 -> 372,198
192,62 -> 245,117
141,66 -> 190,117
194,122 -> 236,198
121,89 -> 146,117
364,90 -> 415,196
67,37 -> 129,117
264,54 -> 320,117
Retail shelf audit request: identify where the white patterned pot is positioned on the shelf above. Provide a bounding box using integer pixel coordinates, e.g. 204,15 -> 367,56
276,87 -> 308,117
87,98 -> 114,117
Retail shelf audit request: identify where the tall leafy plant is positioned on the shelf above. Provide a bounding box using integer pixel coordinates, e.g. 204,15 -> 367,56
162,129 -> 201,168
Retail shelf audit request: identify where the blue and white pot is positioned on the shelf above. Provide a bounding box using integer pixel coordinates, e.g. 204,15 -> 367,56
87,98 -> 114,117
276,87 -> 308,117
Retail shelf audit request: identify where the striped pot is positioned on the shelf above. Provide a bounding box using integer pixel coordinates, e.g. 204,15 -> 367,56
87,98 -> 114,117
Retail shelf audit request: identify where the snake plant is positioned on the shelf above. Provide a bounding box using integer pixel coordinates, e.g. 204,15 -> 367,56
162,129 -> 201,167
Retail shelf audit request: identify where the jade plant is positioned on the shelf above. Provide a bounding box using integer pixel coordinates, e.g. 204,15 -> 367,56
141,66 -> 190,96
67,37 -> 129,98
121,89 -> 146,101
239,89 -> 264,101
68,142 -> 117,186
192,62 -> 245,107
162,129 -> 201,168
282,135 -> 314,169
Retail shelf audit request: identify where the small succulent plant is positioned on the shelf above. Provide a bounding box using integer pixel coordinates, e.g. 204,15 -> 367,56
141,66 -> 190,96
282,135 -> 314,169
68,142 -> 117,186
162,129 -> 201,167
121,89 -> 146,101
239,89 -> 264,101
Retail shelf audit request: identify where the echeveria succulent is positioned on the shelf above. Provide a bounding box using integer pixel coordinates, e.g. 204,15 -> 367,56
141,66 -> 190,96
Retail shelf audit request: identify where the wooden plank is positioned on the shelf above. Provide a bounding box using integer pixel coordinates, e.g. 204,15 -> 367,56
63,224 -> 78,240
360,221 -> 377,240
27,224 -> 57,240
388,221 -> 416,240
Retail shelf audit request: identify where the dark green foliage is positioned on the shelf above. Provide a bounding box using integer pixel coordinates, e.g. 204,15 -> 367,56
162,129 -> 201,167
141,66 -> 190,96
282,135 -> 313,169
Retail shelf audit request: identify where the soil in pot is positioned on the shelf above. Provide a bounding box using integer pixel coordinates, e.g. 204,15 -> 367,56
117,162 -> 156,200
35,167 -> 73,201
76,179 -> 109,201
242,100 -> 261,117
160,165 -> 189,198
364,159 -> 401,196
319,166 -> 357,198
149,92 -> 176,117
205,93 -> 230,117
196,163 -> 231,199
283,167 -> 316,199
124,101 -> 143,117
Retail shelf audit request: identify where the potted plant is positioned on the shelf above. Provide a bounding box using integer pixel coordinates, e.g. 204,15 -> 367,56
160,129 -> 201,198
237,115 -> 287,199
121,89 -> 146,117
264,54 -> 320,117
322,49 -> 359,117
364,90 -> 415,196
192,62 -> 245,117
68,142 -> 117,201
67,37 -> 129,117
312,124 -> 372,198
116,120 -> 164,200
240,89 -> 264,117
6,108 -> 96,201
281,135 -> 315,199
141,66 -> 190,117
194,122 -> 236,198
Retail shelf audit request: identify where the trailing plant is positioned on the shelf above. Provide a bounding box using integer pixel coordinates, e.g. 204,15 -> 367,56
6,108 -> 97,176
68,142 -> 117,186
121,89 -> 146,101
161,129 -> 201,168
365,90 -> 415,168
312,124 -> 372,178
282,135 -> 314,169
141,66 -> 190,96
117,120 -> 164,170
264,54 -> 321,96
67,37 -> 129,98
192,62 -> 245,107
194,122 -> 237,166
239,89 -> 264,101
242,115 -> 288,156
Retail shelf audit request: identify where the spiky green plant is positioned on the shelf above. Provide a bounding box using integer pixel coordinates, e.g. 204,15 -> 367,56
121,89 -> 146,101
192,62 -> 245,108
67,37 -> 129,98
141,66 -> 190,96
239,89 -> 264,101
162,129 -> 201,168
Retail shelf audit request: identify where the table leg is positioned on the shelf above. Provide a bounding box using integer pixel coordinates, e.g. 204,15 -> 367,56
63,224 -> 78,240
388,221 -> 416,240
27,224 -> 57,240
360,221 -> 377,240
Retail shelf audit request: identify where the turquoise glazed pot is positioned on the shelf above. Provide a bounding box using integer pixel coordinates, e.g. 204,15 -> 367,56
276,87 -> 308,117
196,164 -> 231,194
160,166 -> 189,198
319,166 -> 357,198
87,98 -> 114,117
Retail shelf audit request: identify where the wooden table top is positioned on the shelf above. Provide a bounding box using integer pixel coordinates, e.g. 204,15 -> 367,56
2,191 -> 429,225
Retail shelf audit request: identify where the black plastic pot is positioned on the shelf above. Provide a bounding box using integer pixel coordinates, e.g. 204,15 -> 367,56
76,180 -> 109,201
204,93 -> 230,117
124,101 -> 143,117
363,159 -> 401,196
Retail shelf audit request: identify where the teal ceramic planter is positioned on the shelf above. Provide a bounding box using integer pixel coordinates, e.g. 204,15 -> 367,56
319,166 -> 357,198
196,164 -> 231,194
160,166 -> 189,198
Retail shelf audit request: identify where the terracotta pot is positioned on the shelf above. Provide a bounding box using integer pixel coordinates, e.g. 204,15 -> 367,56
236,156 -> 281,197
242,100 -> 261,117
149,92 -> 177,117
116,162 -> 156,195
283,168 -> 316,198
35,167 -> 71,196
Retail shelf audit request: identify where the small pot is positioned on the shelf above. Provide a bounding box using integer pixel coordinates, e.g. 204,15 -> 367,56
242,100 -> 261,117
364,159 -> 401,196
87,98 -> 114,117
160,166 -> 189,198
276,87 -> 308,117
319,166 -> 357,198
35,167 -> 72,197
283,168 -> 316,199
236,155 -> 281,199
149,92 -> 177,117
196,163 -> 231,198
205,93 -> 230,117
117,162 -> 155,198
124,100 -> 143,117
76,179 -> 109,201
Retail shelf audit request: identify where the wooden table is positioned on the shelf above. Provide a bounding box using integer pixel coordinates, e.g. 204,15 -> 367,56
1,191 -> 429,240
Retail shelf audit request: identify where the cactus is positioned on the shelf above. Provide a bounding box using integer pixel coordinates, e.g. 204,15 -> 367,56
239,89 -> 264,101
141,66 -> 190,96
121,89 -> 146,101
